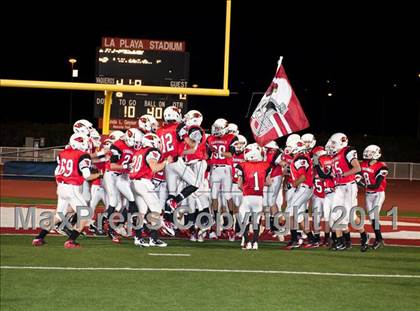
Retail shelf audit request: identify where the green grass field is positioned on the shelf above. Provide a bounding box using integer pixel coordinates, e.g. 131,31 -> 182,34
1,235 -> 420,311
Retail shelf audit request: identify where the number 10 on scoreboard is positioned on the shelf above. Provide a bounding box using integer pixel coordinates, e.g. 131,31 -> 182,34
123,106 -> 136,118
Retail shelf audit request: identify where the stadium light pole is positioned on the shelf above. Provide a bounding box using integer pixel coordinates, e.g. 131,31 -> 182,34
68,58 -> 77,125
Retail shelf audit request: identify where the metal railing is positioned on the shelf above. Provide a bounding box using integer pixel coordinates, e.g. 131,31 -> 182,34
0,147 -> 63,164
384,162 -> 420,181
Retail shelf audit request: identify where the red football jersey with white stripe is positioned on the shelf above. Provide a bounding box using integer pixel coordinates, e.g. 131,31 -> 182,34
207,134 -> 237,165
237,161 -> 270,196
55,148 -> 90,186
157,122 -> 183,159
129,147 -> 161,180
361,160 -> 388,192
108,139 -> 134,174
290,152 -> 313,187
331,146 -> 358,185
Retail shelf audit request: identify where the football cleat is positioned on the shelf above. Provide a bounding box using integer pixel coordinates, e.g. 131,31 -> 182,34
252,242 -> 258,250
360,233 -> 370,252
284,241 -> 302,250
189,233 -> 197,242
209,232 -> 218,240
240,236 -> 245,248
32,238 -> 45,247
134,236 -> 150,247
149,239 -> 167,247
333,242 -> 346,251
64,240 -> 81,249
371,239 -> 384,250
197,231 -> 205,243
246,242 -> 252,250
161,220 -> 176,237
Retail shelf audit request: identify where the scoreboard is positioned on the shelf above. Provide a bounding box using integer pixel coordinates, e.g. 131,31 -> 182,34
94,37 -> 189,129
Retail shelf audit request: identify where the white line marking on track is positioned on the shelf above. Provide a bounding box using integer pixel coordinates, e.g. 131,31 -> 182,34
1,266 -> 419,279
148,253 -> 191,257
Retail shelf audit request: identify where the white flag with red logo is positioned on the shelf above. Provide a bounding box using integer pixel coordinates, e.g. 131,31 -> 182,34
250,57 -> 309,146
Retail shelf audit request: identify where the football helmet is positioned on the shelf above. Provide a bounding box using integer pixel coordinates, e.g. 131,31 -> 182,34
325,140 -> 334,156
285,134 -> 301,148
211,118 -> 228,136
103,139 -> 112,149
125,128 -> 144,149
108,130 -> 125,142
73,119 -> 93,135
184,110 -> 203,127
163,106 -> 182,123
142,133 -> 162,149
69,133 -> 89,152
301,133 -> 316,150
233,134 -> 247,153
265,141 -> 279,149
244,143 -> 264,162
226,123 -> 239,135
363,145 -> 382,160
329,133 -> 348,154
89,129 -> 102,148
138,114 -> 159,133
312,146 -> 326,157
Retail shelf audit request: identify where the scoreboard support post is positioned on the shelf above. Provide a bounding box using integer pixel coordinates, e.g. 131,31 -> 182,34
102,90 -> 113,135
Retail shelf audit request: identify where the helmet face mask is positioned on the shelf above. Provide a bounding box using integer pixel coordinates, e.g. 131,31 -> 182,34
70,133 -> 89,152
211,118 -> 228,136
301,133 -> 316,150
138,114 -> 159,133
233,134 -> 247,153
363,145 -> 381,160
329,133 -> 348,154
226,123 -> 239,135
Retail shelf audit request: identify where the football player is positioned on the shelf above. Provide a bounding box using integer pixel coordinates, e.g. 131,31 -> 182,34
32,133 -> 102,248
329,133 -> 369,252
236,143 -> 271,250
360,145 -> 388,249
129,133 -> 173,247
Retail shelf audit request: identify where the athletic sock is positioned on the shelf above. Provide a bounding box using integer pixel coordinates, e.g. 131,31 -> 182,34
252,224 -> 260,243
36,229 -> 49,239
69,230 -> 80,242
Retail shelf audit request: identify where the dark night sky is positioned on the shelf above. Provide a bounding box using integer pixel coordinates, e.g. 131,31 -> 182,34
1,1 -> 419,140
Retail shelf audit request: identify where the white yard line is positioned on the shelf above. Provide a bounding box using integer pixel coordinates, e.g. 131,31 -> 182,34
148,253 -> 191,257
1,266 -> 419,279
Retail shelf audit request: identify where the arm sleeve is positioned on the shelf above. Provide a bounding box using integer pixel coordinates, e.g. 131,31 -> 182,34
367,175 -> 384,190
110,145 -> 122,163
315,164 -> 332,179
228,136 -> 238,154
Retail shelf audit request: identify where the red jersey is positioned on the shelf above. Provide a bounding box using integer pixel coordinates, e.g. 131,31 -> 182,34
55,148 -> 91,186
108,139 -> 134,174
129,147 -> 162,180
91,160 -> 106,186
237,161 -> 270,196
318,154 -> 335,191
290,152 -> 313,187
361,160 -> 388,192
157,122 -> 183,159
184,126 -> 207,162
231,152 -> 245,183
331,146 -> 358,185
266,148 -> 283,178
207,134 -> 237,165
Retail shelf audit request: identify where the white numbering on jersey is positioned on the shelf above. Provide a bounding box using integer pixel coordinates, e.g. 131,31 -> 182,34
121,154 -> 131,168
334,161 -> 343,175
253,172 -> 260,191
57,159 -> 73,177
131,155 -> 143,173
314,178 -> 323,193
160,133 -> 174,153
213,145 -> 226,159
363,172 -> 371,185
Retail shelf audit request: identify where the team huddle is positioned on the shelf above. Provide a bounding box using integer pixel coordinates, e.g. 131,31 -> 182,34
32,106 -> 388,252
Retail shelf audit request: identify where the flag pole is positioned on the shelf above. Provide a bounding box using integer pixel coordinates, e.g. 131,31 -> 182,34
277,56 -> 284,71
